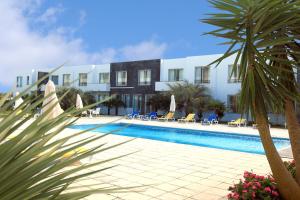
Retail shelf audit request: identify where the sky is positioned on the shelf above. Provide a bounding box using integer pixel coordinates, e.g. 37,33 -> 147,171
0,0 -> 226,92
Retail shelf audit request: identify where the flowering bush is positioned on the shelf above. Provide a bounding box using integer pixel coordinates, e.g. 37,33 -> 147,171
227,171 -> 280,200
284,160 -> 296,178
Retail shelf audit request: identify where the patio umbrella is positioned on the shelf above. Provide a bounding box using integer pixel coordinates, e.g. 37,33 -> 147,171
42,80 -> 63,120
170,95 -> 176,112
14,92 -> 24,110
76,94 -> 83,109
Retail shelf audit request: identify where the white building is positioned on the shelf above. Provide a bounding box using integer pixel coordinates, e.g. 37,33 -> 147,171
14,54 -> 241,114
157,54 -> 240,110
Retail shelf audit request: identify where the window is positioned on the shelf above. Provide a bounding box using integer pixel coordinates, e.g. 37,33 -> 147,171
121,94 -> 131,107
145,94 -> 153,114
132,94 -> 142,112
79,73 -> 87,86
116,71 -> 127,86
227,95 -> 239,112
195,66 -> 210,84
138,69 -> 151,85
51,75 -> 59,85
168,69 -> 183,81
63,74 -> 71,86
99,73 -> 110,84
228,64 -> 241,83
16,76 -> 23,87
26,76 -> 30,85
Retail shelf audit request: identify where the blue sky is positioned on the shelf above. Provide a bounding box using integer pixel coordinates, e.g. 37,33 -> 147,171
0,0 -> 225,92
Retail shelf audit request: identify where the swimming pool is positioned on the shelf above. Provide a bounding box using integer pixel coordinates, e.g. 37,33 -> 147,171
70,123 -> 290,155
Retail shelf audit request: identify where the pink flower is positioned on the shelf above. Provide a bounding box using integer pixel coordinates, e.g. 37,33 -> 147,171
255,182 -> 261,188
264,187 -> 271,193
233,193 -> 240,200
252,185 -> 257,190
292,160 -> 295,164
272,191 -> 279,196
252,192 -> 256,198
243,183 -> 249,188
244,171 -> 249,178
227,193 -> 233,198
242,189 -> 247,193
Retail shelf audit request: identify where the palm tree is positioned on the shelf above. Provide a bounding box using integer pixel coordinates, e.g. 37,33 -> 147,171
207,99 -> 226,119
167,81 -> 210,115
102,96 -> 125,116
269,18 -> 300,183
56,88 -> 96,110
203,0 -> 300,198
147,93 -> 170,111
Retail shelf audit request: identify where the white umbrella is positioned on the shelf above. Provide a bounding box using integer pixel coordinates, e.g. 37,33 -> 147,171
76,94 -> 83,109
14,92 -> 24,110
170,95 -> 176,112
42,80 -> 64,119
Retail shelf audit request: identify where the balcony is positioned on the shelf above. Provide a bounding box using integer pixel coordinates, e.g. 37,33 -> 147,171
155,81 -> 185,91
78,83 -> 110,92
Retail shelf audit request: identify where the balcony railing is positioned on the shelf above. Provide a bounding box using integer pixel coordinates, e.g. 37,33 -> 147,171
155,81 -> 185,91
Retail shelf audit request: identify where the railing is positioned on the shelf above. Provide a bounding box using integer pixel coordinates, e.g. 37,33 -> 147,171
155,81 -> 185,91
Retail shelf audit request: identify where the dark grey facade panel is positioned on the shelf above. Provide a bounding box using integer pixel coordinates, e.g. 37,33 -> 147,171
110,59 -> 160,114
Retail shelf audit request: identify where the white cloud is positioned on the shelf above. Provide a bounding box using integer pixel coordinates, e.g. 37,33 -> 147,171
79,10 -> 86,26
121,40 -> 167,61
36,4 -> 64,23
0,0 -> 167,89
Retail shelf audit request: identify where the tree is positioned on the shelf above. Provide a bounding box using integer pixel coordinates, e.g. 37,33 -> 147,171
167,81 -> 210,115
56,88 -> 96,110
207,99 -> 225,119
147,93 -> 170,111
102,96 -> 125,115
203,0 -> 300,198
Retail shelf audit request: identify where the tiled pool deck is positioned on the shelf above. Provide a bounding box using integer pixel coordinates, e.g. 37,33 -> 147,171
64,117 -> 290,200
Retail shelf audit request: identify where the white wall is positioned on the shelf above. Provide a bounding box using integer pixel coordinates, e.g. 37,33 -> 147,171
14,70 -> 38,94
159,54 -> 241,105
49,64 -> 110,92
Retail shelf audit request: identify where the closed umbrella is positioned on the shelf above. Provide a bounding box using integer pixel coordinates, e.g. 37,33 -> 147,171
42,80 -> 63,119
76,94 -> 83,109
170,95 -> 176,112
14,92 -> 24,110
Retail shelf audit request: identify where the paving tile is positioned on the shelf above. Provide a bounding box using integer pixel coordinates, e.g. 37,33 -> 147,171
155,183 -> 180,192
157,192 -> 186,200
140,187 -> 167,197
191,192 -> 221,200
173,187 -> 199,197
84,194 -> 116,200
121,193 -> 152,200
65,118 -> 275,200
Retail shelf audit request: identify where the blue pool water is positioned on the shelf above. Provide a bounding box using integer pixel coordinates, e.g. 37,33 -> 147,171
70,123 -> 290,155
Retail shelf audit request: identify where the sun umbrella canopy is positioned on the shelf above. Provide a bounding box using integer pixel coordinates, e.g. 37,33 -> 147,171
14,92 -> 24,110
76,94 -> 83,109
42,80 -> 63,119
170,95 -> 176,112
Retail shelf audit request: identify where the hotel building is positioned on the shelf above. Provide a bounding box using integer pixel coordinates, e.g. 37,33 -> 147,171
15,54 -> 241,116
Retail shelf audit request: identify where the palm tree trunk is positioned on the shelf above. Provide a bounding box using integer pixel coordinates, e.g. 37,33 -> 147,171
285,99 -> 300,184
255,107 -> 300,199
